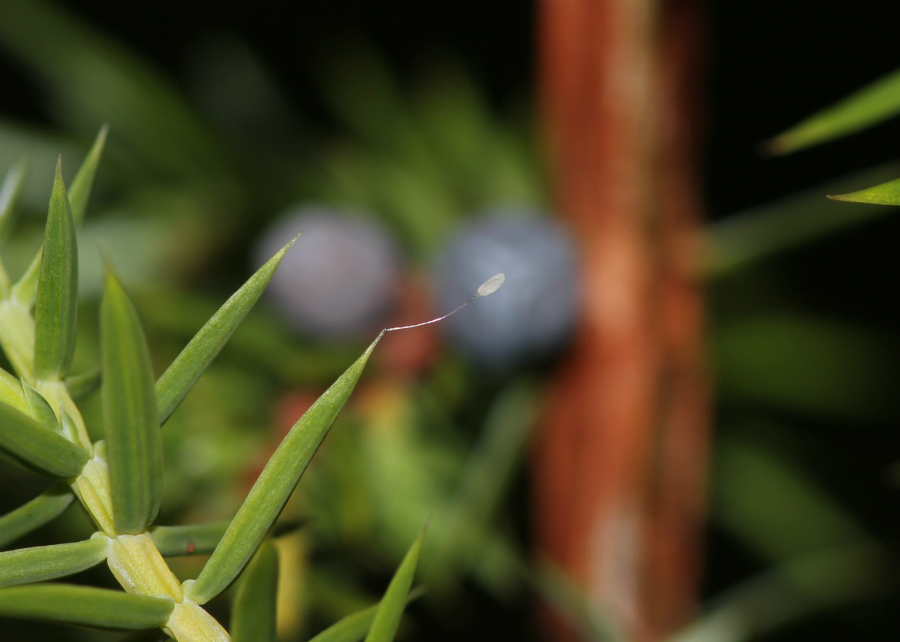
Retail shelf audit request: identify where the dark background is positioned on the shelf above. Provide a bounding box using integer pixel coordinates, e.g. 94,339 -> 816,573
2,1 -> 900,641
5,1 -> 900,221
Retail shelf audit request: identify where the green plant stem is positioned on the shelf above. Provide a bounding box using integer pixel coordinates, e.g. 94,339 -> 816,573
71,453 -> 115,536
77,402 -> 231,641
0,291 -> 231,641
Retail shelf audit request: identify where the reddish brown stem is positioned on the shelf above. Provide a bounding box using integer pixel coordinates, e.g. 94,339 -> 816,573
535,1 -> 707,641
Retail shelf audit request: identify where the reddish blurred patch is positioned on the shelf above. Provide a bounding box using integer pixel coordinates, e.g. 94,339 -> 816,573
242,390 -> 321,491
376,272 -> 442,378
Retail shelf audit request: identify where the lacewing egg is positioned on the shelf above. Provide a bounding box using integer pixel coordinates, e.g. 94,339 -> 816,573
477,273 -> 506,297
434,208 -> 578,369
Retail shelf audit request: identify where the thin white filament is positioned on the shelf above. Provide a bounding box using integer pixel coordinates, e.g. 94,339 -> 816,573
382,273 -> 505,335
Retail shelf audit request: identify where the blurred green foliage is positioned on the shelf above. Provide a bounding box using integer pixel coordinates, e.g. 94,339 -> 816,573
2,1 -> 900,642
0,1 -> 544,640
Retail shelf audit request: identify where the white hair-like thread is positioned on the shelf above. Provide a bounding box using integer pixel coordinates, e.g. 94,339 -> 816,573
381,273 -> 506,335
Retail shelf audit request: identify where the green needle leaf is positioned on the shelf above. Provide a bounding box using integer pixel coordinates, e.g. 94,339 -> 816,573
231,540 -> 279,642
0,366 -> 27,413
65,365 -> 102,400
767,67 -> 900,155
364,526 -> 426,642
308,605 -> 379,642
150,520 -> 230,557
669,543 -> 887,642
0,536 -> 107,587
69,125 -> 108,226
12,249 -> 41,307
33,157 -> 78,380
150,519 -> 304,557
702,165 -> 900,279
22,383 -> 60,432
115,631 -> 169,642
185,336 -> 381,604
0,484 -> 73,548
101,263 -> 162,534
12,126 -> 106,308
715,315 -> 895,421
156,237 -> 297,425
0,583 -> 174,630
0,159 -> 28,244
0,400 -> 89,478
11,251 -> 40,308
828,176 -> 900,206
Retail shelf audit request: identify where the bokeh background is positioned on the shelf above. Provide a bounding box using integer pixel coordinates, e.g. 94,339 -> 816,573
2,1 -> 900,641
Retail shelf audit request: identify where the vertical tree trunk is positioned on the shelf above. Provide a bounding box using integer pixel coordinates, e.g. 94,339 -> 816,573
535,1 -> 707,641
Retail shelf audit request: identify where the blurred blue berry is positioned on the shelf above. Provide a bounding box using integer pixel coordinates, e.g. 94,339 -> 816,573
434,208 -> 579,369
253,206 -> 401,339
